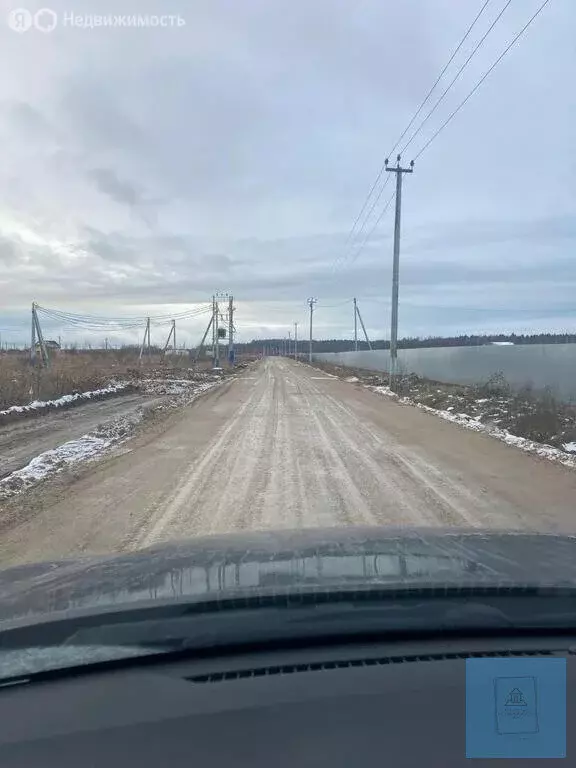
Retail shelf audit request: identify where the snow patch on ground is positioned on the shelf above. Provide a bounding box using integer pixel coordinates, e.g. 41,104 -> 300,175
368,385 -> 576,471
139,377 -> 220,397
151,381 -> 220,410
345,376 -> 360,383
0,383 -> 129,417
0,380 -> 222,499
0,414 -> 137,499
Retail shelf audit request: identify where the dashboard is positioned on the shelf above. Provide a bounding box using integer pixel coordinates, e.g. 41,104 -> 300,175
0,634 -> 572,766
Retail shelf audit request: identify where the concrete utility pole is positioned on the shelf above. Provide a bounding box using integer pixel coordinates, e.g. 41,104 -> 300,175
356,302 -> 372,350
228,295 -> 234,366
353,297 -> 358,351
162,320 -> 176,355
294,322 -> 298,360
30,302 -> 36,363
195,315 -> 213,362
139,317 -> 151,361
213,296 -> 220,368
385,154 -> 414,386
307,297 -> 317,363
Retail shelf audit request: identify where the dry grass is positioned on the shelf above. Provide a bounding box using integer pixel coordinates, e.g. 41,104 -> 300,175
0,350 -> 218,409
310,361 -> 576,452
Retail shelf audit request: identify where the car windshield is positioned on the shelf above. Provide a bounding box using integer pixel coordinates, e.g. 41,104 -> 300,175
1,0 -> 576,679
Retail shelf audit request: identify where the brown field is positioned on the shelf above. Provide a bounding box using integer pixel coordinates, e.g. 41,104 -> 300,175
0,350 -> 219,409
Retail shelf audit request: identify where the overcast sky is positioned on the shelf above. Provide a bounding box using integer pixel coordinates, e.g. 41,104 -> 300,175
0,0 -> 574,347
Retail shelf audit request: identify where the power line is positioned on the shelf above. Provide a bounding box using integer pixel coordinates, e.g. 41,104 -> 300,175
316,299 -> 355,309
334,298 -> 568,314
331,175 -> 393,273
333,0 -> 494,270
346,190 -> 396,267
336,0 -> 552,275
414,0 -> 553,161
400,0 -> 513,155
36,304 -> 211,330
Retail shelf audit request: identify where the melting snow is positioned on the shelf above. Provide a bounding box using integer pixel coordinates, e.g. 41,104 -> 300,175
0,383 -> 128,417
368,385 -> 576,471
0,380 -> 221,499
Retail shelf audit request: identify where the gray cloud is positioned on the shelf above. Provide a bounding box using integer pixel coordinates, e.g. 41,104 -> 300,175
0,0 -> 574,345
87,168 -> 145,208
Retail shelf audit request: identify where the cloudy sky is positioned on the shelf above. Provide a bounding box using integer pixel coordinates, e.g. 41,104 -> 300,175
0,0 -> 574,347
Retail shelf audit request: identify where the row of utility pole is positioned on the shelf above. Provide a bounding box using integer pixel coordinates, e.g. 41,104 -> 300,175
290,155 -> 413,381
280,295 -> 371,363
136,293 -> 236,368
276,298 -> 316,362
29,297 -> 236,368
194,293 -> 234,368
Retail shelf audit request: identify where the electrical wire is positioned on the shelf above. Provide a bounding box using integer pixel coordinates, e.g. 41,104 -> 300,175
400,0 -> 513,155
330,175 -> 393,273
316,299 -> 355,309
330,0 -> 551,285
413,0 -> 552,161
346,191 -> 396,268
36,304 -> 211,330
353,299 -> 564,313
333,0 -> 494,271
37,305 -> 211,322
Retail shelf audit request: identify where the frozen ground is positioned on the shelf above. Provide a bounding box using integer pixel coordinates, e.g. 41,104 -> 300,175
0,383 -> 129,419
368,385 -> 576,471
1,358 -> 575,567
0,371 -> 226,492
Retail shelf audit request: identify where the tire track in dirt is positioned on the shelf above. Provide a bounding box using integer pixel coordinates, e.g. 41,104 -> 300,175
129,374 -> 269,548
2,357 -> 576,568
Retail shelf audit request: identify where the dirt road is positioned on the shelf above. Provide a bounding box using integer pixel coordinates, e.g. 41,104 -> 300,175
0,393 -> 164,480
1,357 -> 576,565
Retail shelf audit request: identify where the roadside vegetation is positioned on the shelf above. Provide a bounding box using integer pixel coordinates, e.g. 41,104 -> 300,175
312,362 -> 576,454
0,349 -> 223,410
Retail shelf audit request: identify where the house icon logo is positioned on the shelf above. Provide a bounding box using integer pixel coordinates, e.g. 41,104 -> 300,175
495,676 -> 539,735
503,687 -> 529,720
505,688 -> 528,707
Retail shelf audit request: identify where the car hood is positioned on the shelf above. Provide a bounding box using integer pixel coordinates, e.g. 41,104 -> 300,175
1,526 -> 576,625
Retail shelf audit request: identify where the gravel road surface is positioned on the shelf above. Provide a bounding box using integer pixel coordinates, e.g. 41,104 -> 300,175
1,357 -> 576,565
0,393 -> 164,480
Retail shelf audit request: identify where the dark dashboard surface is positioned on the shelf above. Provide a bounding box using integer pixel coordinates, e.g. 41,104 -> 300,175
0,635 -> 572,767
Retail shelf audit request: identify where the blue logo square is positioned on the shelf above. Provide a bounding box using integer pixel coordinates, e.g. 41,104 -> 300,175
466,657 -> 566,758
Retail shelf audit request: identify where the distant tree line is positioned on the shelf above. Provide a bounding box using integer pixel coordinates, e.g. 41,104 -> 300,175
234,332 -> 576,355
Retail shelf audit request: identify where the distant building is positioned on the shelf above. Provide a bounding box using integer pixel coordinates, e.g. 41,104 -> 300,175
490,341 -> 515,346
